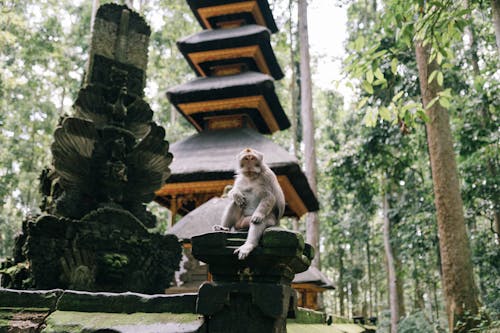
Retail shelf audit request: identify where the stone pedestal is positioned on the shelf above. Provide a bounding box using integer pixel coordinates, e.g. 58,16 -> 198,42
191,227 -> 314,333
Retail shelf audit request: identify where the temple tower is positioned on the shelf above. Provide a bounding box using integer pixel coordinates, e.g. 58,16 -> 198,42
154,0 -> 319,221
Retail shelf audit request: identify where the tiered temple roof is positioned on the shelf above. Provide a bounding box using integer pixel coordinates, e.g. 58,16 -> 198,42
177,25 -> 283,79
167,72 -> 289,133
155,129 -> 318,217
154,0 -> 318,220
186,0 -> 278,32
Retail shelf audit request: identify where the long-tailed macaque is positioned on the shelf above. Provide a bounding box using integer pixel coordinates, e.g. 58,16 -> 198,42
214,148 -> 285,259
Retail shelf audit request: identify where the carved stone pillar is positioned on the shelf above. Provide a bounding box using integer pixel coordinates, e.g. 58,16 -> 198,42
192,227 -> 314,333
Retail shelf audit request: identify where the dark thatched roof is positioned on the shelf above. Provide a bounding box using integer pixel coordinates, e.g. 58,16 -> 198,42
167,72 -> 290,134
168,199 -> 329,287
167,197 -> 229,241
186,0 -> 278,33
293,266 -> 335,289
177,25 -> 283,80
167,128 -> 319,212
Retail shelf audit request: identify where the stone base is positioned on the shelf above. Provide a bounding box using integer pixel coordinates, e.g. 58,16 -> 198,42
197,282 -> 296,333
0,288 -> 203,333
0,208 -> 181,294
191,227 -> 314,333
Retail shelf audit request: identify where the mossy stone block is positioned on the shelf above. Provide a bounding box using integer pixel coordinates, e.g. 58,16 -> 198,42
261,227 -> 304,250
0,289 -> 62,309
56,290 -> 197,314
42,311 -> 205,333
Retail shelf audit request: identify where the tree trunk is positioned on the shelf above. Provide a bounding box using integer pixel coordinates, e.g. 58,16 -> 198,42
432,280 -> 440,322
170,104 -> 177,124
90,0 -> 100,33
338,245 -> 346,317
383,190 -> 399,333
298,0 -> 320,269
464,0 -> 480,74
492,0 -> 500,54
415,40 -> 481,332
413,268 -> 425,311
288,0 -> 299,156
366,238 -> 374,317
395,255 -> 406,319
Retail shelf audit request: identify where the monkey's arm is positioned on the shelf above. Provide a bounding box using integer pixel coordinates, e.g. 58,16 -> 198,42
228,186 -> 246,207
251,190 -> 276,224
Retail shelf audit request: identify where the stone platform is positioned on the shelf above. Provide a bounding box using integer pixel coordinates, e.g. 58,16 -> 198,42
0,288 -> 203,332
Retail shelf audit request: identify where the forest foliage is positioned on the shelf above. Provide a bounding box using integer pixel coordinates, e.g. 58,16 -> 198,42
0,0 -> 498,332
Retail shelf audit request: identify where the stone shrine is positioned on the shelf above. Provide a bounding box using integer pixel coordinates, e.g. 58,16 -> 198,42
0,3 -> 181,294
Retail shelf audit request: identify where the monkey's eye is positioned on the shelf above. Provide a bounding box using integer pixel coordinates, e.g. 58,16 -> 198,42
250,156 -> 256,161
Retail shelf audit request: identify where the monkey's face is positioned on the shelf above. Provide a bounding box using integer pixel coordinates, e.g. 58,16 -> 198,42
238,149 -> 263,179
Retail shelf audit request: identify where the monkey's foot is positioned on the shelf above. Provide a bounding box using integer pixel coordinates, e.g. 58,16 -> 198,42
213,225 -> 230,232
234,243 -> 255,260
250,212 -> 264,224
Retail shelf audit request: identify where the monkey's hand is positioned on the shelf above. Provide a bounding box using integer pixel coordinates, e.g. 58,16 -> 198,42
250,212 -> 265,224
230,190 -> 246,208
213,225 -> 230,232
234,243 -> 255,260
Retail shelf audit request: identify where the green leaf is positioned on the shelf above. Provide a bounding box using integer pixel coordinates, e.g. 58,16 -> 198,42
436,52 -> 443,65
438,88 -> 452,98
366,69 -> 374,84
354,35 -> 365,51
426,96 -> 439,110
391,58 -> 398,74
437,71 -> 444,86
374,68 -> 384,80
428,52 -> 437,64
402,102 -> 421,112
417,109 -> 430,123
362,81 -> 374,94
372,50 -> 387,59
439,97 -> 450,108
373,79 -> 386,86
363,108 -> 378,127
392,91 -> 404,102
379,106 -> 391,121
428,70 -> 438,84
357,97 -> 369,109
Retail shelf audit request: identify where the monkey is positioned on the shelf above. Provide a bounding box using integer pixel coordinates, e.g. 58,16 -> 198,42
214,148 -> 285,260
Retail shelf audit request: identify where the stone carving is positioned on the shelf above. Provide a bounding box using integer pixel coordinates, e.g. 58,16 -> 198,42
0,4 -> 181,293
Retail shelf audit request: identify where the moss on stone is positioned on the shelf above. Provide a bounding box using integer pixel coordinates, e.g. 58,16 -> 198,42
291,307 -> 326,324
43,311 -> 203,333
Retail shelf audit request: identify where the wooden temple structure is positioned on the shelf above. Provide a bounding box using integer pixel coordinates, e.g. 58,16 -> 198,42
154,0 -> 319,220
154,0 -> 332,311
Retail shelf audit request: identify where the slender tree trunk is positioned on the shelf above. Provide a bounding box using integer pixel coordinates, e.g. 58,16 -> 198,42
298,0 -> 320,269
415,40 -> 481,332
492,0 -> 500,54
90,0 -> 100,33
383,190 -> 399,333
432,280 -> 440,322
395,254 -> 406,319
338,245 -> 346,317
464,0 -> 480,74
413,267 -> 425,311
366,238 -> 374,317
291,217 -> 299,232
288,0 -> 299,156
170,104 -> 177,124
59,86 -> 66,115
